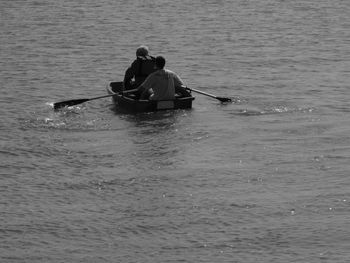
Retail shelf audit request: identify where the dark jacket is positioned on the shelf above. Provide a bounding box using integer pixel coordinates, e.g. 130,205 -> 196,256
123,55 -> 156,90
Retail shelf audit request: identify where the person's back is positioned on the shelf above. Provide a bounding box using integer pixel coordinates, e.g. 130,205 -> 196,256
142,69 -> 176,100
140,56 -> 190,100
123,46 -> 156,90
134,55 -> 156,86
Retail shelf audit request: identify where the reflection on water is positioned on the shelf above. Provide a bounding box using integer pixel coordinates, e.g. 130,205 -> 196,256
117,110 -> 194,170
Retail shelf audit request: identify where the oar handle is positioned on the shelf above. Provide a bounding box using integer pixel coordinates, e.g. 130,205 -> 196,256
88,94 -> 118,101
185,87 -> 217,99
53,93 -> 119,110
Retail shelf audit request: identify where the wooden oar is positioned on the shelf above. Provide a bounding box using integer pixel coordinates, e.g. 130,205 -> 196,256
53,94 -> 117,110
185,87 -> 232,103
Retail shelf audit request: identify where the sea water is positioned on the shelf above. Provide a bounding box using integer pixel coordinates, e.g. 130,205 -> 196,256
1,0 -> 349,262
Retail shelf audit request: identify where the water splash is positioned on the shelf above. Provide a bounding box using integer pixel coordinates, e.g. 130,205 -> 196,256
19,102 -> 110,131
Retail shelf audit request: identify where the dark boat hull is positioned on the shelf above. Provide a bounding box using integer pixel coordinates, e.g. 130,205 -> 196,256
106,82 -> 195,113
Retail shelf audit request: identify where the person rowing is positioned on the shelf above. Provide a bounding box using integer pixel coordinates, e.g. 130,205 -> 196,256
123,56 -> 191,100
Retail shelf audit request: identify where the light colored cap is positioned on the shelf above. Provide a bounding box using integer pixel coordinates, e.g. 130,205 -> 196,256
136,45 -> 149,56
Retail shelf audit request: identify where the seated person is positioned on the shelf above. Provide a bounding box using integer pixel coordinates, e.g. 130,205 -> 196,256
123,45 -> 156,91
124,56 -> 191,100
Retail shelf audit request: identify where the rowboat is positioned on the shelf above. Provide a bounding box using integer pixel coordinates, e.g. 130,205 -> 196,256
106,82 -> 195,113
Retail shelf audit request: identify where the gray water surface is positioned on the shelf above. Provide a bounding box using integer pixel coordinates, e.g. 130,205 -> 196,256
1,0 -> 350,262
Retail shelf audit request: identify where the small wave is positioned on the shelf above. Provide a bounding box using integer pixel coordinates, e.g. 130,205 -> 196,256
60,177 -> 139,192
236,109 -> 264,116
46,102 -> 54,108
234,106 -> 315,116
20,102 -> 112,132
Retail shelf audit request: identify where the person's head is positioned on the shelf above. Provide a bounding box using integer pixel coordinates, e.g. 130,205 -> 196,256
155,56 -> 166,69
136,45 -> 149,57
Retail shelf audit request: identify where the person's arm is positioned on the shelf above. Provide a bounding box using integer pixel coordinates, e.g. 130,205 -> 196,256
173,72 -> 185,87
123,67 -> 133,84
172,73 -> 191,97
123,60 -> 139,85
122,87 -> 139,94
139,72 -> 155,92
122,73 -> 153,95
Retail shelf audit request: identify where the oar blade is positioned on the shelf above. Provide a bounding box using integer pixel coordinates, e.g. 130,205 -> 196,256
53,98 -> 90,110
216,97 -> 232,103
